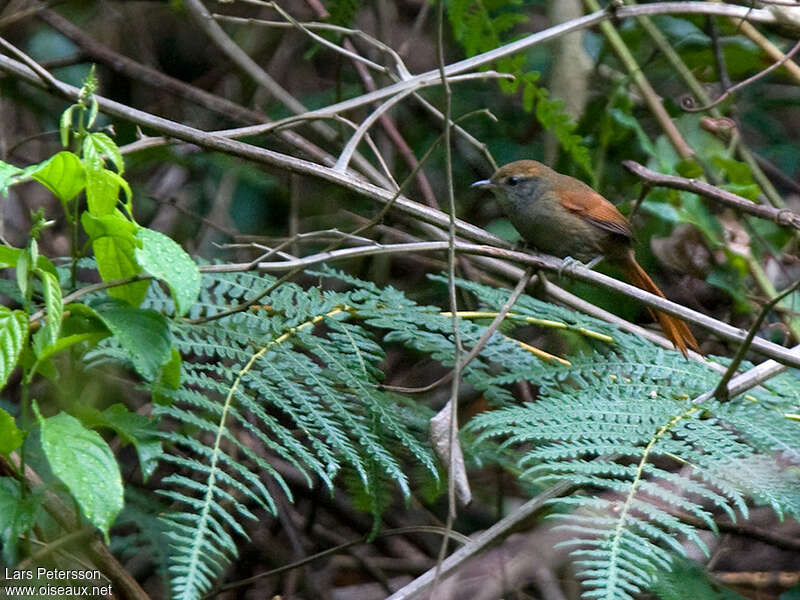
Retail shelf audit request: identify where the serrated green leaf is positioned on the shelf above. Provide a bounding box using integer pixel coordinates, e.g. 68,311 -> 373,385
37,269 -> 63,349
0,307 -> 28,391
36,332 -> 110,365
38,411 -> 123,540
83,132 -> 125,174
1,245 -> 57,278
135,228 -> 201,316
724,183 -> 760,201
152,347 -> 181,407
80,404 -> 162,481
93,299 -> 172,381
30,151 -> 86,203
0,408 -> 23,455
81,211 -> 148,306
712,156 -> 755,186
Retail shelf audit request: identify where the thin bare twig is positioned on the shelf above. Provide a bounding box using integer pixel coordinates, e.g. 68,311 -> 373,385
37,8 -> 351,175
433,0 -> 466,590
384,267 -> 537,394
711,281 -> 800,401
182,0 -> 392,189
0,35 -> 59,89
683,38 -> 800,112
386,481 -> 572,600
224,1 -> 440,206
175,4 -> 783,145
333,71 -> 512,173
205,526 -> 469,598
32,234 -> 800,369
584,0 -> 694,158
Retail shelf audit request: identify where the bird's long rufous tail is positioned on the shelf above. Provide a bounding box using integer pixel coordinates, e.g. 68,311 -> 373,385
621,254 -> 700,357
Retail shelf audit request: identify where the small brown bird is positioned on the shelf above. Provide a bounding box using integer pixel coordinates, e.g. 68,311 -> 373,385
473,160 -> 699,356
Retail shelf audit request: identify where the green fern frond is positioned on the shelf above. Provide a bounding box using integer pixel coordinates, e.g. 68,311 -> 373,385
82,270 -> 451,599
87,269 -> 798,599
461,272 -> 799,600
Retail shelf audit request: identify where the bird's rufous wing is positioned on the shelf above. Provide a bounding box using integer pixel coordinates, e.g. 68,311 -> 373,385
558,187 -> 633,239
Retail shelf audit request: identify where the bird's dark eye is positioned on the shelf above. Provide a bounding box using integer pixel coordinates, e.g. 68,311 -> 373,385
506,176 -> 520,186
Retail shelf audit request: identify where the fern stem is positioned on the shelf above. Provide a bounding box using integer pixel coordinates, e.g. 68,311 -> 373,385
605,406 -> 699,598
179,305 -> 349,597
440,310 -> 615,342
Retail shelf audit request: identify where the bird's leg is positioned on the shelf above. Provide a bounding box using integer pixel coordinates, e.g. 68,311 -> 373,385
584,255 -> 605,270
558,254 -> 605,278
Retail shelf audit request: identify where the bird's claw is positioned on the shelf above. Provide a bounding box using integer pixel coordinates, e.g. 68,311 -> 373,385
557,255 -> 604,279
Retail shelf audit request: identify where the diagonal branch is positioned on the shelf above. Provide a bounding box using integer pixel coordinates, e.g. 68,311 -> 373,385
622,161 -> 800,229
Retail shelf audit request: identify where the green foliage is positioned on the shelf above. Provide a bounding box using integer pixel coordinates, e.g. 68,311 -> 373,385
122,269 -> 454,599
134,228 -> 201,317
0,73 -> 199,552
0,308 -> 28,391
82,265 -> 621,598
462,272 -> 799,600
35,405 -> 124,541
325,0 -> 362,27
0,477 -> 43,564
77,403 -> 162,481
649,555 -> 747,600
0,408 -> 23,455
447,0 -> 592,175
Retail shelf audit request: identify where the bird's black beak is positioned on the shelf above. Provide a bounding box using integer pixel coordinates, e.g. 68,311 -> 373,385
471,179 -> 493,190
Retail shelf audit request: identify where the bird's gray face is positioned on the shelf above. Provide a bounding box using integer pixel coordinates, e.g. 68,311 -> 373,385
472,174 -> 546,213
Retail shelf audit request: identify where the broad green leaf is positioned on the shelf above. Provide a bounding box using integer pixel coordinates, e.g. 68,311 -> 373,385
0,307 -> 28,391
0,477 -> 41,564
707,264 -> 751,313
158,347 -> 182,390
85,167 -> 121,216
35,332 -> 110,365
642,198 -> 681,223
724,183 -> 760,201
0,246 -> 57,279
83,132 -> 125,173
135,228 -> 201,316
30,151 -> 86,203
15,251 -> 30,301
0,161 -> 23,196
38,269 -> 63,348
713,156 -> 755,185
81,212 -> 148,305
59,104 -> 77,147
712,156 -> 760,201
152,347 -> 181,406
38,410 -> 123,539
0,408 -> 23,454
80,404 -> 162,481
678,193 -> 723,243
610,108 -> 656,157
0,245 -> 20,269
93,299 -> 171,381
675,158 -> 704,179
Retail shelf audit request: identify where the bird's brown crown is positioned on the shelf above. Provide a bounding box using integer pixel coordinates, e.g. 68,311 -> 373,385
490,160 -> 555,183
